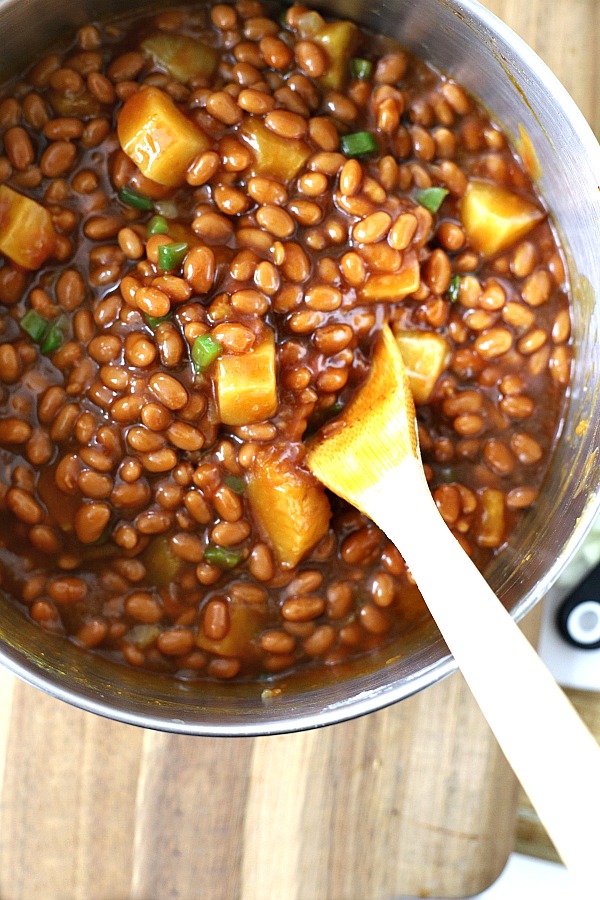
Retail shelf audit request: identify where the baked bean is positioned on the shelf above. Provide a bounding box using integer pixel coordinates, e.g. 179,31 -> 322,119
353,211 -> 392,244
211,3 -> 237,29
522,269 -> 552,307
236,87 -> 275,118
510,432 -> 543,465
40,141 -> 77,177
211,519 -> 250,546
4,127 -> 34,170
231,288 -> 269,315
549,345 -> 570,386
248,543 -> 274,582
48,576 -> 87,604
256,204 -> 295,238
157,628 -> 195,656
0,344 -> 21,383
517,329 -> 547,355
474,328 -> 513,359
359,604 -> 391,635
7,487 -> 44,524
203,599 -> 230,641
74,502 -> 110,543
507,486 -> 538,509
483,439 -> 515,475
281,595 -> 325,622
305,285 -> 341,312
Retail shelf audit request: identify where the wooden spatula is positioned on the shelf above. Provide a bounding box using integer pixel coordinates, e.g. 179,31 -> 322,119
306,323 -> 600,892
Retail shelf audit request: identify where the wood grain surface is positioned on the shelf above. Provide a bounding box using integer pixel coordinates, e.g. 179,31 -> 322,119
0,2 -> 597,899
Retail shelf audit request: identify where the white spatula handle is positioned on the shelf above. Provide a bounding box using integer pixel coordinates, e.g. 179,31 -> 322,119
363,457 -> 600,895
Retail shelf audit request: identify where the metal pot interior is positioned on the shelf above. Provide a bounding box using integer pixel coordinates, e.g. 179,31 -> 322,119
0,0 -> 598,735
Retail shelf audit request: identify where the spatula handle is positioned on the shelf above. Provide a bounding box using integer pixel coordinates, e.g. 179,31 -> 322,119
364,457 -> 600,895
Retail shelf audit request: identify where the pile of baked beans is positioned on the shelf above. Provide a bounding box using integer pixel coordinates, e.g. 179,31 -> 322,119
0,2 -> 571,681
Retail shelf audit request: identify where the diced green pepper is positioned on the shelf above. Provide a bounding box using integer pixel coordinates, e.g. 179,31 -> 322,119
40,319 -> 66,354
20,309 -> 48,342
350,58 -> 373,80
204,544 -> 243,569
192,334 -> 221,372
415,187 -> 449,214
224,474 -> 246,494
147,214 -> 169,236
447,274 -> 461,303
340,131 -> 378,158
157,241 -> 188,271
119,185 -> 154,211
145,312 -> 172,330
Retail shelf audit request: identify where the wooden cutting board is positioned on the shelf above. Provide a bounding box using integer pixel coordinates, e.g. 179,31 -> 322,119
0,2 -> 595,898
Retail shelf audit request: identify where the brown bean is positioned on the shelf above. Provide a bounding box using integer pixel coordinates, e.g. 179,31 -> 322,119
4,127 -> 34,170
211,519 -> 250,546
237,89 -> 275,120
48,576 -> 87,604
40,141 -> 77,177
474,328 -> 513,359
341,527 -> 381,565
207,91 -> 243,125
164,421 -> 203,452
248,543 -> 274,582
353,211 -> 392,244
0,343 -> 22,384
171,532 -> 205,562
510,432 -> 543,465
281,595 -> 325,622
6,487 -> 44,524
149,373 -> 188,411
203,599 -> 230,641
74,501 -> 110,543
359,604 -> 390,635
157,628 -> 195,657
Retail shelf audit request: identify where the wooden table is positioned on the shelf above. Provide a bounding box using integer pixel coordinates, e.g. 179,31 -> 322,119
0,2 -> 596,898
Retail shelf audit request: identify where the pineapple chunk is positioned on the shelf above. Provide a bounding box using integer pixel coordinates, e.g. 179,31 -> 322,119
0,185 -> 57,270
394,330 -> 451,405
313,21 -> 359,90
144,535 -> 183,587
240,119 -> 311,182
117,86 -> 211,187
461,179 -> 544,257
197,602 -> 266,659
48,89 -> 102,118
141,33 -> 219,83
358,251 -> 420,302
247,446 -> 332,568
476,488 -> 506,548
215,332 -> 277,426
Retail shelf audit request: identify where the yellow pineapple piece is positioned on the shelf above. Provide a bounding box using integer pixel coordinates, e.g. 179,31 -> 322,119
141,33 -> 219,83
0,185 -> 57,270
215,332 -> 277,426
461,179 -> 545,257
143,535 -> 183,587
394,330 -> 451,404
117,86 -> 211,187
295,13 -> 358,90
313,21 -> 359,90
240,119 -> 311,182
476,488 -> 506,548
358,251 -> 420,302
247,446 -> 332,568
